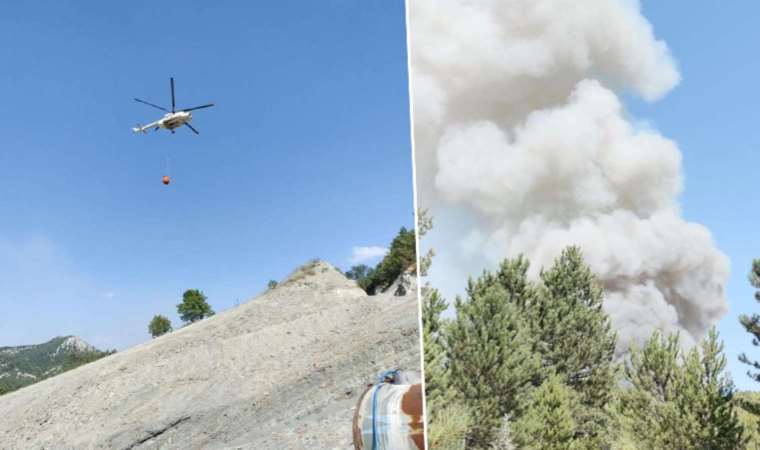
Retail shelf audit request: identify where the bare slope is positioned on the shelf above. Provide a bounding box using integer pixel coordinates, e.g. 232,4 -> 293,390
0,261 -> 421,449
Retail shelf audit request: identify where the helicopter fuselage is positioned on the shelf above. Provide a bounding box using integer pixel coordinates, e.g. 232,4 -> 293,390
160,111 -> 192,130
133,111 -> 192,133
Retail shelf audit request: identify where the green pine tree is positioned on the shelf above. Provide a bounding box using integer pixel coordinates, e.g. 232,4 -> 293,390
619,331 -> 686,449
417,208 -> 435,277
620,329 -> 745,449
495,255 -> 534,310
533,247 -> 617,446
417,208 -> 469,445
680,328 -> 746,449
736,258 -> 760,439
427,402 -> 471,450
513,375 -> 579,450
365,227 -> 416,293
422,287 -> 451,411
739,259 -> 760,382
447,267 -> 541,448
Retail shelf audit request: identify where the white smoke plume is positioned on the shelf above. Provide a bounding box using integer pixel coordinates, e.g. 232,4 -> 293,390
409,0 -> 728,353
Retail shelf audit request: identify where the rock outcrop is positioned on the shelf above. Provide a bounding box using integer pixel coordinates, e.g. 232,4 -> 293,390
0,260 -> 421,449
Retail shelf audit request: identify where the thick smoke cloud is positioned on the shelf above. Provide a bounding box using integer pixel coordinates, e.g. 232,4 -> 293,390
409,0 -> 728,352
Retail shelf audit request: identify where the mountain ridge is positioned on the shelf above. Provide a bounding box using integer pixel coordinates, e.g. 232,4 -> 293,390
0,335 -> 108,394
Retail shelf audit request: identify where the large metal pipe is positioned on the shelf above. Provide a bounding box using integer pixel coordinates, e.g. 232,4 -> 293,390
353,382 -> 425,450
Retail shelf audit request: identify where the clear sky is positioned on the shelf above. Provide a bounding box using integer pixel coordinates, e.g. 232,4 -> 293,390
629,2 -> 760,390
0,1 -> 413,351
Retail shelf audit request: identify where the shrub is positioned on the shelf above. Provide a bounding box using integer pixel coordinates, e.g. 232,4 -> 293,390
148,314 -> 173,337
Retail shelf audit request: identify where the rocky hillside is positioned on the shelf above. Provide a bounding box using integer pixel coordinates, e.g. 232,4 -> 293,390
0,336 -> 108,395
0,260 -> 421,449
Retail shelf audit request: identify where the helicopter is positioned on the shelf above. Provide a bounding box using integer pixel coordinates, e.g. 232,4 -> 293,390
132,77 -> 214,135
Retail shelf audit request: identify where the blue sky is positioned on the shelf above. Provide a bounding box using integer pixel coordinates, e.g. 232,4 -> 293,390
629,2 -> 760,390
0,1 -> 413,351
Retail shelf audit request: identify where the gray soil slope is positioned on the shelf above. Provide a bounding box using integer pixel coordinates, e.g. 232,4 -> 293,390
0,261 -> 422,450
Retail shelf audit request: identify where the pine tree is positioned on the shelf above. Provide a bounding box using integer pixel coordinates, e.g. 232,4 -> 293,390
422,287 -> 451,411
495,255 -> 534,310
619,331 -> 687,449
460,256 -> 535,310
513,375 -> 579,450
533,247 -> 617,446
418,210 -> 482,448
680,328 -> 745,449
417,208 -> 466,444
427,402 -> 471,450
417,208 -> 435,278
365,227 -> 416,293
620,329 -> 746,449
417,208 -> 453,412
735,259 -> 760,436
739,259 -> 760,382
447,267 -> 540,448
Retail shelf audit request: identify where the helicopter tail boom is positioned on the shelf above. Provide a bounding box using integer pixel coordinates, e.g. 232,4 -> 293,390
133,120 -> 160,134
